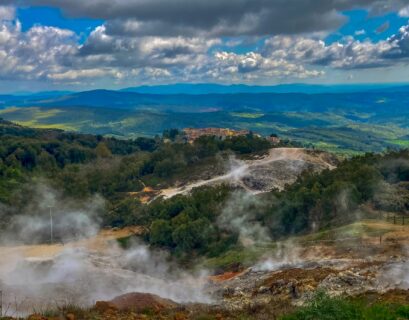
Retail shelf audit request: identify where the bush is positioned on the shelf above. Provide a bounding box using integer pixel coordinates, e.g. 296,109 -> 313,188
149,220 -> 174,247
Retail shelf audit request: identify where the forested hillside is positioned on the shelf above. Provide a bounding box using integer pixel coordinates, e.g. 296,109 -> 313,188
0,119 -> 272,231
1,119 -> 409,264
138,148 -> 409,263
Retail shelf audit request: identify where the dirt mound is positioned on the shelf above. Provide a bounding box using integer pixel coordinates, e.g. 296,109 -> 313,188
107,292 -> 179,312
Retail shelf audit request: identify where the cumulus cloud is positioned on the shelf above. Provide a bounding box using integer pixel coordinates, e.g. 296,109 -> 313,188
0,20 -> 77,80
0,5 -> 15,20
262,32 -> 408,70
0,13 -> 213,83
355,29 -> 367,36
47,69 -> 123,81
212,51 -> 324,81
399,5 -> 409,16
384,24 -> 409,59
78,25 -> 219,68
1,1 -> 409,87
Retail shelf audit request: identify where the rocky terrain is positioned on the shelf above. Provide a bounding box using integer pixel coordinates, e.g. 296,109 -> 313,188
211,251 -> 403,311
1,220 -> 409,319
157,148 -> 338,199
195,220 -> 409,318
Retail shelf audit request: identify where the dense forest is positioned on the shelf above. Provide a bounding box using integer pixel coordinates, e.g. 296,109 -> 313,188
1,118 -> 409,262
0,119 -> 273,233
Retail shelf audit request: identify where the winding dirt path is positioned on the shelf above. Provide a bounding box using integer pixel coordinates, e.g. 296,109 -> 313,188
157,148 -> 336,199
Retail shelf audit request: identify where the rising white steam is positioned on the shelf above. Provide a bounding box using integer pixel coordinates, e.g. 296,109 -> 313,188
0,183 -> 104,244
217,191 -> 270,246
253,241 -> 302,271
0,185 -> 211,316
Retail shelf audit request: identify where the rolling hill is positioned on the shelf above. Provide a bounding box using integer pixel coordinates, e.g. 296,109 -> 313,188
1,85 -> 409,153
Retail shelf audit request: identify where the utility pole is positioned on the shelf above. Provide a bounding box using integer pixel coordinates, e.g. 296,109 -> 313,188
49,206 -> 54,244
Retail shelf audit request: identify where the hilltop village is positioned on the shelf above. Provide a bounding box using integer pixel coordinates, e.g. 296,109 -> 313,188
181,127 -> 281,144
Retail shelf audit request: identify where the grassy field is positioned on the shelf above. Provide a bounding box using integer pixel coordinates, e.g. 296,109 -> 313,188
199,218 -> 409,271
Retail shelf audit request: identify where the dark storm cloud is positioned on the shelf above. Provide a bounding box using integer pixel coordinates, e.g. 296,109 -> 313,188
74,25 -> 218,70
1,0 -> 409,85
28,0 -> 409,37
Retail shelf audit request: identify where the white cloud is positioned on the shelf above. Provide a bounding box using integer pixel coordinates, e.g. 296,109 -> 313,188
0,6 -> 15,21
47,69 -> 120,81
78,25 -> 219,68
143,67 -> 171,78
0,3 -> 409,88
355,29 -> 366,36
399,5 -> 409,17
212,51 -> 325,81
0,15 -> 77,81
263,34 -> 398,69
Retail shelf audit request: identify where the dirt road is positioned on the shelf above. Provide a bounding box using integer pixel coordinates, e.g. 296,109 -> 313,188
158,148 -> 336,199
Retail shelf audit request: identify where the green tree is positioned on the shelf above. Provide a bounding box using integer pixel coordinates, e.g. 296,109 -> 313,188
150,220 -> 174,247
95,142 -> 112,158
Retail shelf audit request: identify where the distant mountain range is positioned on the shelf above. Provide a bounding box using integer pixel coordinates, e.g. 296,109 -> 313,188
3,83 -> 409,98
121,83 -> 409,95
1,83 -> 409,154
1,85 -> 409,115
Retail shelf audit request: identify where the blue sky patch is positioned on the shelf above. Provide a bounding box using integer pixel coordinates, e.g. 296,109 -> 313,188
326,9 -> 408,44
17,6 -> 103,41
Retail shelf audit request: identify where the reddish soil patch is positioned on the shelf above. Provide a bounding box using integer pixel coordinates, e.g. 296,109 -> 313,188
209,271 -> 243,282
143,187 -> 155,193
108,292 -> 178,312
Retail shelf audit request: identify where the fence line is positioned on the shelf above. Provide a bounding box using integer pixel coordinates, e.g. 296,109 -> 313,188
385,214 -> 407,225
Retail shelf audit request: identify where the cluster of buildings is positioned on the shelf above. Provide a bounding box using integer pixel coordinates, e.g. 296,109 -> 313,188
183,127 -> 250,143
182,127 -> 281,145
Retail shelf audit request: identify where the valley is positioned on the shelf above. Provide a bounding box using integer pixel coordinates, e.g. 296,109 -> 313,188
2,86 -> 409,154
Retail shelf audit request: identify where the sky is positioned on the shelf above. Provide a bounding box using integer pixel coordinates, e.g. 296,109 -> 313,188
0,0 -> 409,92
